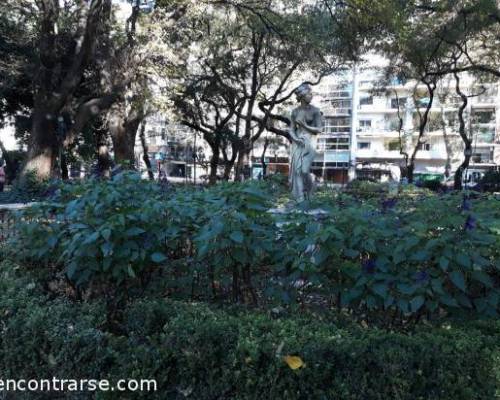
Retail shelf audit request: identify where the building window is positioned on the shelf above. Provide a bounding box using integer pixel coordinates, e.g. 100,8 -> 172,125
359,96 -> 373,105
318,137 -> 350,151
473,110 -> 495,124
391,97 -> 407,109
417,142 -> 431,151
386,140 -> 400,151
358,142 -> 370,150
358,120 -> 371,131
330,99 -> 352,108
323,117 -> 351,134
472,149 -> 493,163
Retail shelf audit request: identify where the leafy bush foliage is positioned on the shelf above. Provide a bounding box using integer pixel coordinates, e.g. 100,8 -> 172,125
275,192 -> 500,319
10,174 -> 500,320
12,172 -> 170,285
0,259 -> 499,400
0,170 -> 55,204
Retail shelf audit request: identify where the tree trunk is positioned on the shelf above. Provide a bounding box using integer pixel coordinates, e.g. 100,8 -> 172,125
407,164 -> 415,184
23,0 -> 111,179
235,140 -> 250,182
0,139 -> 14,183
408,80 -> 437,184
454,159 -> 471,190
109,105 -> 143,168
208,143 -> 220,185
61,151 -> 69,180
139,122 -> 154,180
223,161 -> 234,181
95,124 -> 112,178
23,108 -> 58,179
453,72 -> 470,190
110,119 -> 135,167
440,104 -> 453,178
260,137 -> 269,177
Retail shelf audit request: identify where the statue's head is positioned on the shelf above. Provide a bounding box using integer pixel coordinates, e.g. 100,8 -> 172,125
295,83 -> 313,104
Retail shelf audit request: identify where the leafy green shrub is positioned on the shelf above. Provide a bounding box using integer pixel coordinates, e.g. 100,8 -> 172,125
1,259 -> 499,400
419,179 -> 445,192
12,172 -> 171,286
192,182 -> 275,302
0,170 -> 55,204
272,192 -> 500,319
344,179 -> 393,198
10,176 -> 500,319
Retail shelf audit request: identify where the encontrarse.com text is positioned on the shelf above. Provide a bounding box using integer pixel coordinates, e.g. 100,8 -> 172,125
0,378 -> 157,392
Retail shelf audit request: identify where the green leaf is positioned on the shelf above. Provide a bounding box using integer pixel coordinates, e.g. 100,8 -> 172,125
438,256 -> 449,271
47,235 -> 58,248
69,223 -> 87,230
439,294 -> 459,307
127,265 -> 137,278
344,249 -> 359,258
410,296 -> 425,312
449,270 -> 466,292
366,295 -> 377,309
82,231 -> 100,245
151,252 -> 167,263
102,258 -> 112,271
384,295 -> 394,309
372,283 -> 388,298
312,249 -> 329,265
232,248 -> 247,264
431,278 -> 445,295
456,293 -> 472,308
67,262 -> 78,280
101,228 -> 112,241
397,283 -> 417,295
471,271 -> 493,288
101,242 -> 113,256
125,227 -> 146,237
397,299 -> 409,314
412,250 -> 429,262
474,297 -> 488,312
426,300 -> 438,312
456,253 -> 471,268
229,231 -> 244,244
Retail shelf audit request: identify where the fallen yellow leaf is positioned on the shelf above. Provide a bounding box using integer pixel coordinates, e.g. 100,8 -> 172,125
283,355 -> 304,370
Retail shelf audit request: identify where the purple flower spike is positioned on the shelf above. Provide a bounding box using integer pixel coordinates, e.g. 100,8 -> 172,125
381,198 -> 397,212
415,270 -> 429,283
362,259 -> 376,274
464,215 -> 476,231
461,197 -> 471,211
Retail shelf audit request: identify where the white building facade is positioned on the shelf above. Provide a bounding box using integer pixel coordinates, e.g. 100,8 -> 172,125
308,68 -> 500,183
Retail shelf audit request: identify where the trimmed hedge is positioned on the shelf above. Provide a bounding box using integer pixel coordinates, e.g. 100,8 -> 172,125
1,259 -> 499,399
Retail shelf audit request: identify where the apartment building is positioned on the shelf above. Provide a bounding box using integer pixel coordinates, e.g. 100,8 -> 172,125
135,114 -> 207,181
139,67 -> 499,185
308,68 -> 500,184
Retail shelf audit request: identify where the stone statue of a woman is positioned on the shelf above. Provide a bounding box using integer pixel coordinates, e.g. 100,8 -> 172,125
289,83 -> 323,202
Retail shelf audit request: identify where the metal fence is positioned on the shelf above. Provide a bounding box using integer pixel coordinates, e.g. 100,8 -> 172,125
0,203 -> 35,243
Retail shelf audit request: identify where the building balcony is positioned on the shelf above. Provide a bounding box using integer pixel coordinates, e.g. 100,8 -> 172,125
474,130 -> 497,144
473,97 -> 497,105
322,107 -> 352,116
356,148 -> 447,160
356,149 -> 403,160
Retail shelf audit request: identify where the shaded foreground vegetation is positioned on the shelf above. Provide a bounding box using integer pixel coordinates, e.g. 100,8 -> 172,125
1,175 -> 500,398
0,258 -> 499,399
